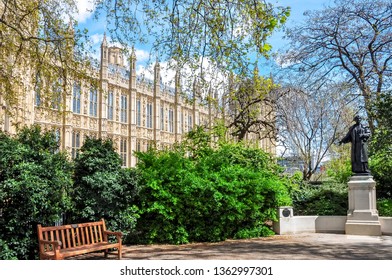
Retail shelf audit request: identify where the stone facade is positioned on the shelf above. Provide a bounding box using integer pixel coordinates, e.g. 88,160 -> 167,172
0,35 -> 275,167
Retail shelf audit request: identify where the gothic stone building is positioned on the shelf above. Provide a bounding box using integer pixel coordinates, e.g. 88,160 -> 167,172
0,35 -> 275,167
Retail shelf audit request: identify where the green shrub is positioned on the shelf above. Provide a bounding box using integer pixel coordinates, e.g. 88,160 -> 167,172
377,199 -> 392,217
325,144 -> 352,184
369,92 -> 392,198
291,181 -> 348,216
70,137 -> 141,238
132,129 -> 291,244
370,145 -> 392,198
0,239 -> 17,260
326,158 -> 352,184
0,126 -> 72,259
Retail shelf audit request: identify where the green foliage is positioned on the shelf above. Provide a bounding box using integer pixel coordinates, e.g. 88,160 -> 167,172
326,156 -> 352,184
1,0 -> 93,110
291,181 -> 348,216
370,148 -> 392,198
326,159 -> 352,184
228,74 -> 276,141
369,92 -> 392,198
377,199 -> 392,217
0,126 -> 73,259
0,239 -> 17,260
281,171 -> 303,196
94,0 -> 290,79
132,128 -> 291,244
182,126 -> 214,159
71,137 -> 141,238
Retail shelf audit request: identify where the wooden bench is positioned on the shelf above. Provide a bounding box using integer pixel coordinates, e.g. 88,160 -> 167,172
37,219 -> 122,260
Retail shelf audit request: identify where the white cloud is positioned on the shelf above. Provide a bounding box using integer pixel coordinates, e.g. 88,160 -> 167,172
135,60 -> 176,86
75,0 -> 95,23
135,49 -> 150,63
136,65 -> 154,81
273,50 -> 300,68
90,33 -> 104,45
84,32 -> 227,95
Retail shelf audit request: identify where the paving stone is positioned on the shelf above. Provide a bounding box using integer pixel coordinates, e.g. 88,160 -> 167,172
68,233 -> 392,260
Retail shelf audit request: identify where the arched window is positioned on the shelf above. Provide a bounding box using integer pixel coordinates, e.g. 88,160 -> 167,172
72,82 -> 81,114
71,131 -> 80,159
89,88 -> 98,117
107,91 -> 114,120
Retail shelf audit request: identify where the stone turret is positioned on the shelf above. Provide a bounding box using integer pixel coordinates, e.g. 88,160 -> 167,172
129,47 -> 137,90
100,33 -> 108,80
128,46 -> 137,167
153,59 -> 161,145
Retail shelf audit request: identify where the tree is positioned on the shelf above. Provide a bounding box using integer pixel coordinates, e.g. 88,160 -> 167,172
0,125 -> 73,259
0,0 -> 93,112
325,143 -> 352,184
93,0 -> 290,83
282,0 -> 392,132
71,137 -> 141,236
277,84 -> 351,181
226,69 -> 277,143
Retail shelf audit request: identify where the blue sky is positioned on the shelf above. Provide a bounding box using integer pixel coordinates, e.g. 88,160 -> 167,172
268,0 -> 333,50
74,0 -> 333,79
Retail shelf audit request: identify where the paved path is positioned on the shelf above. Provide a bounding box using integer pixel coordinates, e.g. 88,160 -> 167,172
70,233 -> 392,260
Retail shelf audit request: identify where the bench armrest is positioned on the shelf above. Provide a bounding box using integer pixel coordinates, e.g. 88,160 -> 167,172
38,239 -> 62,247
103,230 -> 123,243
38,239 -> 62,259
104,230 -> 122,237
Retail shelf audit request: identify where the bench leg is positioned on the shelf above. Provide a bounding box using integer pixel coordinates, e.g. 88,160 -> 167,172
103,248 -> 122,259
118,246 -> 122,260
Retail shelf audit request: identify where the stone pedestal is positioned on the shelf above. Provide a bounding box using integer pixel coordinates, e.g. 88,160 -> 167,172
345,175 -> 381,236
273,206 -> 294,234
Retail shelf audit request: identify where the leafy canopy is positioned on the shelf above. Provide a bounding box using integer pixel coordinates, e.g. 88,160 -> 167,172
0,0 -> 94,110
369,92 -> 392,198
93,0 -> 290,78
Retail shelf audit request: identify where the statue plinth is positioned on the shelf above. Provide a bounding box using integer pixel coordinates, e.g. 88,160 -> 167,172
345,175 -> 381,236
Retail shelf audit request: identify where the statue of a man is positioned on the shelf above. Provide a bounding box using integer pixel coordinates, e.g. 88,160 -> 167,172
339,115 -> 371,175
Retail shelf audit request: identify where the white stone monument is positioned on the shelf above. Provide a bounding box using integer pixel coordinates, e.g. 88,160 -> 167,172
345,175 -> 381,236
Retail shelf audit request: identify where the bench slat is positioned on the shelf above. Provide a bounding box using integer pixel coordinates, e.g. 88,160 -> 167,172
76,227 -> 81,246
72,227 -> 77,247
61,229 -> 66,249
94,225 -> 98,243
98,225 -> 102,242
85,226 -> 90,244
89,226 -> 95,244
66,228 -> 71,248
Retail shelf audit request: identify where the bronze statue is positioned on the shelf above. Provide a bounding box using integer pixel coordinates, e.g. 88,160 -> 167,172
339,115 -> 371,175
